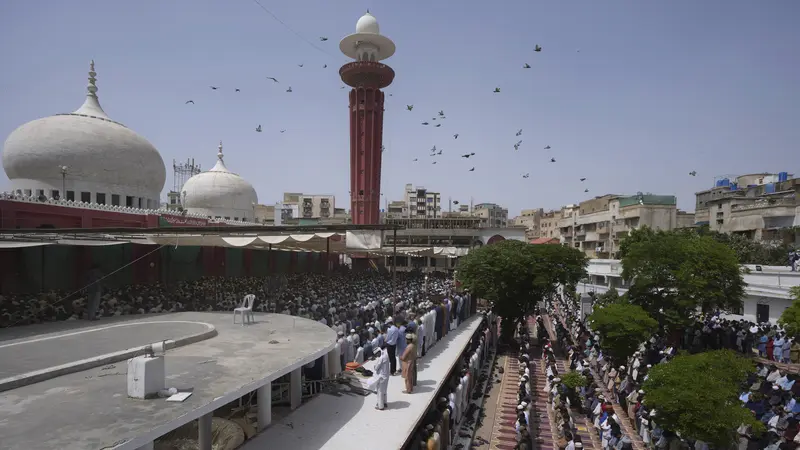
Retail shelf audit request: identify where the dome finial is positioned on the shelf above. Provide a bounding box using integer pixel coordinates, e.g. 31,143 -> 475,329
72,59 -> 111,120
87,59 -> 98,97
217,141 -> 224,160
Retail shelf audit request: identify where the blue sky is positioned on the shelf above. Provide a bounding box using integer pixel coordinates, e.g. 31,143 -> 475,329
1,0 -> 798,216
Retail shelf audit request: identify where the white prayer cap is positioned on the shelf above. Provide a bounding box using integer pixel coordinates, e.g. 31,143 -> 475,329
385,317 -> 393,323
553,378 -> 561,382
659,350 -> 664,354
337,331 -> 344,336
373,347 -> 381,355
574,443 -> 583,449
638,389 -> 645,394
619,365 -> 625,370
350,329 -> 356,333
520,401 -> 528,407
773,385 -> 780,390
517,404 -> 524,410
649,410 -> 657,417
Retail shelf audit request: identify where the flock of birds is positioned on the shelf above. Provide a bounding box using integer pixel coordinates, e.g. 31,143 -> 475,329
182,31 -> 702,200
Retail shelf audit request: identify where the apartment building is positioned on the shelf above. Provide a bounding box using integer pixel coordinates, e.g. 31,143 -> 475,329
473,203 -> 509,228
513,208 -> 544,240
389,184 -> 441,219
695,172 -> 799,243
255,193 -> 347,225
559,193 -> 679,258
539,209 -> 562,240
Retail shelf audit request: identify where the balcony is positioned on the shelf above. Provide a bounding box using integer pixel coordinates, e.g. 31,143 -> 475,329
731,197 -> 796,212
576,228 -> 587,236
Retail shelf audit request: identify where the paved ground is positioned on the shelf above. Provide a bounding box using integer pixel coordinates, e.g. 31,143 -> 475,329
0,312 -> 336,450
0,320 -> 213,379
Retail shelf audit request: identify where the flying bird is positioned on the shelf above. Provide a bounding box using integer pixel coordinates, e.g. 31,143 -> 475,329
319,37 -> 328,41
461,153 -> 475,158
435,124 -> 441,127
432,161 -> 437,165
544,145 -> 551,150
550,157 -> 556,163
422,122 -> 429,126
534,45 -> 542,52
413,158 -> 418,162
453,134 -> 459,139
431,145 -> 437,152
255,125 -> 262,132
381,145 -> 385,152
280,129 -> 286,133
298,64 -> 304,68
523,63 -> 531,69
469,167 -> 475,172
210,86 -> 219,90
689,171 -> 697,176
185,100 -> 194,104
453,200 -> 460,205
432,118 -> 437,121
514,140 -> 522,150
516,129 -> 523,136
407,105 -> 414,111
235,88 -> 241,92
286,87 -> 293,93
580,178 -> 586,182
493,87 -> 501,93
584,189 -> 589,193
437,149 -> 442,155
439,110 -> 445,117
323,64 -> 327,68
522,173 -> 530,178
267,77 -> 279,83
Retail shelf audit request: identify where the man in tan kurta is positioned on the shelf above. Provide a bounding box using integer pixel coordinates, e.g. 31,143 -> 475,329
401,333 -> 418,393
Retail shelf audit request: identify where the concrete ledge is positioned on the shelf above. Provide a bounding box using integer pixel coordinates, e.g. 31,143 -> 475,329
0,321 -> 217,392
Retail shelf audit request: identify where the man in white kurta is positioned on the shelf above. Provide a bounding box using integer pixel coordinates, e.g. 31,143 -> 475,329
372,348 -> 390,410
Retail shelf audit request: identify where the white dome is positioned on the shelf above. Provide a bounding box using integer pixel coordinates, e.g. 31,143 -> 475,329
355,12 -> 380,34
1,61 -> 166,207
182,142 -> 258,221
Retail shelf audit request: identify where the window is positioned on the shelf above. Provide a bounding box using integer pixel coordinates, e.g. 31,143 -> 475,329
126,196 -> 134,207
234,217 -> 239,221
138,198 -> 143,208
36,189 -> 44,197
111,194 -> 120,206
81,192 -> 91,202
66,191 -> 75,201
224,216 -> 230,220
97,193 -> 106,204
51,190 -> 60,199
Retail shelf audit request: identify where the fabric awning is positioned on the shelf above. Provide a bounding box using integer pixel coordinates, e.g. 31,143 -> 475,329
0,241 -> 52,249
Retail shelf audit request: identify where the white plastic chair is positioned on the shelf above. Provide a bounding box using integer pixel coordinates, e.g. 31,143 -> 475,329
233,294 -> 256,325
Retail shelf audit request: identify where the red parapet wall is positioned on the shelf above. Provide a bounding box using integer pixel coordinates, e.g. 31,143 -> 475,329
0,199 -> 158,229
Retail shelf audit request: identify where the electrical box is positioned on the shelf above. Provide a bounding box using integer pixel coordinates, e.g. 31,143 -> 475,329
127,356 -> 165,399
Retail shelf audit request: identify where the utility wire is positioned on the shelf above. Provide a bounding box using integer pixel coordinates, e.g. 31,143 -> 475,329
250,0 -> 335,58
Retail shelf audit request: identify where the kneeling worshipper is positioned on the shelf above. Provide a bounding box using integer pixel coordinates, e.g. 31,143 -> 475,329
367,347 -> 391,410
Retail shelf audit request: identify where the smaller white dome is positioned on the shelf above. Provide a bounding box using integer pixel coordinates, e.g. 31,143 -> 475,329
356,12 -> 380,34
182,142 -> 258,221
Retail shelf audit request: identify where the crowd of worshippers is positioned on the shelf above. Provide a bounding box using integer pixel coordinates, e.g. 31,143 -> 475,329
0,271 -> 454,327
550,294 -> 800,449
411,313 -> 497,449
513,317 -> 536,450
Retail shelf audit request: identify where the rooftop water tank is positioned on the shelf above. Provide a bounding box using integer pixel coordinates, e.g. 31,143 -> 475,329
779,172 -> 788,182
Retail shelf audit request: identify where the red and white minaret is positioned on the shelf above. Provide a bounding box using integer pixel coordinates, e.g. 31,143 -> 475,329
339,11 -> 396,225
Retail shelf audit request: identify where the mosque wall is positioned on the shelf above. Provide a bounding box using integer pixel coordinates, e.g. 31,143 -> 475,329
0,244 -> 338,295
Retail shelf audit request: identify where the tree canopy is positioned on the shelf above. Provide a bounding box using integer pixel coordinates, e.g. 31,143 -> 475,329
588,303 -> 658,364
593,287 -> 625,308
620,227 -> 746,330
457,240 -> 586,333
642,350 -> 762,447
620,224 -> 795,265
778,286 -> 800,338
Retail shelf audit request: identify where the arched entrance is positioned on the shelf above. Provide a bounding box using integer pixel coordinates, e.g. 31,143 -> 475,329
486,235 -> 506,245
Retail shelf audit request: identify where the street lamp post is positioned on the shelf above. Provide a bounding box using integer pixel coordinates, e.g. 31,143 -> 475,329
59,165 -> 68,200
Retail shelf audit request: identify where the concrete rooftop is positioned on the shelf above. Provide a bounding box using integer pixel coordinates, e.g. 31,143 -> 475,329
0,312 -> 336,450
242,316 -> 484,450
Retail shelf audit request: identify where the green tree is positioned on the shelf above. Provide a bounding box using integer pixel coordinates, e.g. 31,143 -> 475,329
621,229 -> 745,330
457,240 -> 587,341
778,286 -> 800,338
642,350 -> 763,447
593,286 -> 625,308
588,303 -> 658,364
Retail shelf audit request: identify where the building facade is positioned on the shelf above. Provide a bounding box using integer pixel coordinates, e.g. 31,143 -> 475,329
393,184 -> 441,219
559,194 -> 679,259
513,208 -> 543,241
695,173 -> 799,243
473,203 -> 509,228
539,209 -> 562,240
